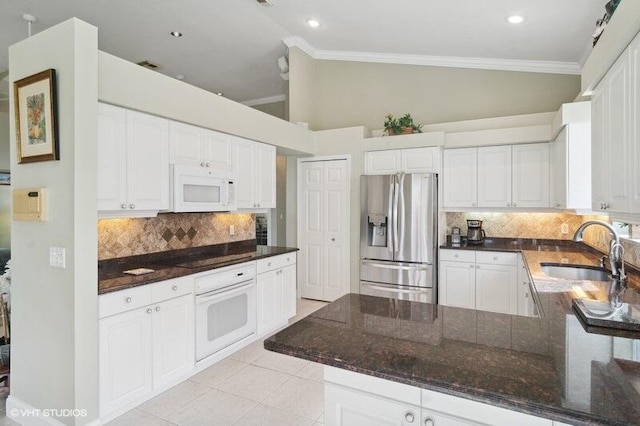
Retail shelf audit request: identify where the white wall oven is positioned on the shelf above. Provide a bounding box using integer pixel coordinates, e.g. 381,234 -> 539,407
195,262 -> 256,361
171,165 -> 235,212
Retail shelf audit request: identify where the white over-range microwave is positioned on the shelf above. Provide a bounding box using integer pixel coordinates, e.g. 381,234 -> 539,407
171,165 -> 236,212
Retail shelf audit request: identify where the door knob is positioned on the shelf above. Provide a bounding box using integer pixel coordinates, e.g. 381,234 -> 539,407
121,203 -> 127,209
404,412 -> 415,423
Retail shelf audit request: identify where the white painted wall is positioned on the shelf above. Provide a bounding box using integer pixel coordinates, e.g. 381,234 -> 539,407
8,18 -> 98,424
0,112 -> 9,248
0,112 -> 9,171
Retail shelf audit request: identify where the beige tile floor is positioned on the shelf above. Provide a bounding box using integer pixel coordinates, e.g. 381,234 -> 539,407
107,298 -> 328,426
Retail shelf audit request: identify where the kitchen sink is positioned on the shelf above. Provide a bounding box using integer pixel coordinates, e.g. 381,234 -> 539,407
541,264 -> 610,281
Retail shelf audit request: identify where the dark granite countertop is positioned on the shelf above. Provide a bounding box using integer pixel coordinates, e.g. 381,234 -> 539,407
266,241 -> 640,425
98,240 -> 298,294
440,237 -> 603,254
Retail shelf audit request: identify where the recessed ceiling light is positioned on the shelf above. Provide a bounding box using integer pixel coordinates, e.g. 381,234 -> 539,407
506,15 -> 524,24
306,19 -> 320,28
170,31 -> 183,37
216,92 -> 224,97
176,74 -> 185,80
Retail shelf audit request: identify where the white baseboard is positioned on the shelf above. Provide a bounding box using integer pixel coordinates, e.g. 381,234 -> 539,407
6,395 -> 100,426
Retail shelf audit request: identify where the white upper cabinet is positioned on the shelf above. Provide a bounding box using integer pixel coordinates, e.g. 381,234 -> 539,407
233,138 -> 276,209
591,31 -> 640,216
98,103 -> 169,217
550,123 -> 591,210
443,148 -> 478,208
511,143 -> 549,208
477,145 -> 512,208
169,121 -> 234,170
364,147 -> 441,175
444,143 -> 550,210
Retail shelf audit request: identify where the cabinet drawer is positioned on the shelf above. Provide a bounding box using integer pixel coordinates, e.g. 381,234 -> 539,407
150,276 -> 194,303
439,249 -> 475,263
99,285 -> 152,319
475,251 -> 517,266
257,252 -> 297,274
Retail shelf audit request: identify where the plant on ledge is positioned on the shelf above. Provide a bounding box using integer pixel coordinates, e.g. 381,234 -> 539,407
384,113 -> 423,136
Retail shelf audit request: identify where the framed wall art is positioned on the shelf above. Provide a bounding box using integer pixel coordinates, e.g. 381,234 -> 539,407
14,69 -> 59,163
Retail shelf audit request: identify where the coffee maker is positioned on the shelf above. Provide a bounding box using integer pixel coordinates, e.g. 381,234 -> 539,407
467,220 -> 486,244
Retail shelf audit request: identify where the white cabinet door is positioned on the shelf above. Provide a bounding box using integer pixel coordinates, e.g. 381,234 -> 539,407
591,86 -> 607,212
477,146 -> 511,208
401,147 -> 440,174
475,263 -> 517,315
421,409 -> 481,426
325,383 -> 420,426
126,110 -> 170,211
443,148 -> 478,208
605,53 -> 631,213
233,138 -> 256,209
364,150 -> 402,175
550,128 -> 567,209
299,159 -> 350,302
202,129 -> 234,171
99,307 -> 153,418
151,294 -> 194,392
257,269 -> 281,336
169,121 -> 202,166
98,103 -> 127,211
512,143 -> 550,208
439,260 -> 476,309
630,35 -> 640,213
255,142 -> 276,208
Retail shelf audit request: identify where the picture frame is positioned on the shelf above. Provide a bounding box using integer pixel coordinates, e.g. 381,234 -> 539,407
14,69 -> 59,163
0,172 -> 9,186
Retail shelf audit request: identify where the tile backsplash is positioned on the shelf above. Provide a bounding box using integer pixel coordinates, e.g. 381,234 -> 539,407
98,213 -> 255,260
446,212 -> 587,240
579,215 -> 640,269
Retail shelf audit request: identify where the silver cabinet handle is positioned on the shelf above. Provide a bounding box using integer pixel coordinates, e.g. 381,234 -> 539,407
172,285 -> 178,291
404,412 -> 415,423
121,203 -> 127,209
201,162 -> 205,167
146,308 -> 152,314
125,297 -> 132,303
424,418 -> 434,426
129,204 -> 135,209
155,306 -> 160,312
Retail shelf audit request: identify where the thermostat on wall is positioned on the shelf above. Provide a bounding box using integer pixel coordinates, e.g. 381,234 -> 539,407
13,188 -> 49,221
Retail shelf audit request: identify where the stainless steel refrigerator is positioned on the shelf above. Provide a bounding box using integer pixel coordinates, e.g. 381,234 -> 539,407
360,173 -> 437,303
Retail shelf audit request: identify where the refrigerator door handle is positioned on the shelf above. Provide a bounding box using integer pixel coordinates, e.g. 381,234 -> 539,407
362,283 -> 428,295
387,178 -> 394,254
361,260 -> 430,270
398,173 -> 406,254
393,175 -> 400,255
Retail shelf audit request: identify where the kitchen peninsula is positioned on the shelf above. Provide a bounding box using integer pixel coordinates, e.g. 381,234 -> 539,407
265,242 -> 640,426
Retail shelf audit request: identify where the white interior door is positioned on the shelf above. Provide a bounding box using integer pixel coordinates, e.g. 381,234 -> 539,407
299,158 -> 350,302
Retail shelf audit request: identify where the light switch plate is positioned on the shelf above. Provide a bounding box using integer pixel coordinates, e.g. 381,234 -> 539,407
49,247 -> 66,268
229,225 -> 235,236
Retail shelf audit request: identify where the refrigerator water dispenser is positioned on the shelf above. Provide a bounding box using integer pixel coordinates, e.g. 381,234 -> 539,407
367,213 -> 387,247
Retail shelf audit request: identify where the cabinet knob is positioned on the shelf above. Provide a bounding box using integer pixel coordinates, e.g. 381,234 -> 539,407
155,306 -> 160,312
206,163 -> 210,167
469,264 -> 474,268
125,297 -> 132,303
493,256 -> 498,260
286,257 -> 290,261
556,203 -> 561,208
507,203 -> 511,207
476,265 -> 480,269
146,308 -> 152,314
129,204 -> 135,209
268,262 -> 272,267
424,418 -> 434,426
454,254 -> 459,258
472,203 -> 476,207
121,203 -> 127,209
512,203 -> 517,207
172,285 -> 178,291
404,412 -> 415,423
331,238 -> 336,242
201,162 -> 205,167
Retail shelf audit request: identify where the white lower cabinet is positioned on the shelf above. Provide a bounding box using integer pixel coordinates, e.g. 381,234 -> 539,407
325,366 -> 553,426
256,253 -> 297,336
99,277 -> 194,420
439,250 -> 518,315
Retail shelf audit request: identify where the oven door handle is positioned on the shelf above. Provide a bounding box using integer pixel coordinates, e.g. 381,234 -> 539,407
196,280 -> 254,303
361,260 -> 429,271
362,283 -> 428,294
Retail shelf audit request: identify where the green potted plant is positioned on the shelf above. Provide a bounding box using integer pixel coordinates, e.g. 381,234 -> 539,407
384,113 -> 423,136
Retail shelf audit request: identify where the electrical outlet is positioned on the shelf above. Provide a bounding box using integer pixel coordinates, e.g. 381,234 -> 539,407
229,225 -> 235,236
561,223 -> 569,234
49,247 -> 66,268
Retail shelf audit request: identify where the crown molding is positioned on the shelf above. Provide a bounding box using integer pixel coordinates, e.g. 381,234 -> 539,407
283,36 -> 581,75
242,94 -> 286,107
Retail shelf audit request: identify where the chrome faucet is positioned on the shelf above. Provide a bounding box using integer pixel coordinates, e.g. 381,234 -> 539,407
573,220 -> 626,281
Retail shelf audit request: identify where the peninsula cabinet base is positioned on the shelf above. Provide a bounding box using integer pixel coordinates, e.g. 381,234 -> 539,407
324,366 -> 571,426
